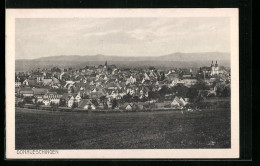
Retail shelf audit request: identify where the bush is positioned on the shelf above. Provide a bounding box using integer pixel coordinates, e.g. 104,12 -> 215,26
111,99 -> 118,109
164,104 -> 171,108
35,102 -> 43,108
71,102 -> 78,109
18,101 -> 25,108
23,97 -> 34,104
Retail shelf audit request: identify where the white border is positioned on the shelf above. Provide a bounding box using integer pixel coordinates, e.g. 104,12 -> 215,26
6,8 -> 239,159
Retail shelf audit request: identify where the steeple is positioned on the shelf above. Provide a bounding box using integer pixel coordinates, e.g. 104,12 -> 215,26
105,61 -> 107,66
215,60 -> 218,67
211,60 -> 214,67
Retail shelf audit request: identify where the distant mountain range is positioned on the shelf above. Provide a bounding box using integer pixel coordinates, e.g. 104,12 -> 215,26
18,52 -> 230,62
15,52 -> 230,72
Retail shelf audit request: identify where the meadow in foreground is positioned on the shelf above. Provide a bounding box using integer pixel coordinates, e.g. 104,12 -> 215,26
15,108 -> 230,149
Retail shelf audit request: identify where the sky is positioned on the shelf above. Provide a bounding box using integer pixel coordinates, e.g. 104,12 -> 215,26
15,17 -> 230,59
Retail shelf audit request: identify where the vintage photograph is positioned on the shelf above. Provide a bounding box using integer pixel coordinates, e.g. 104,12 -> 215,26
6,9 -> 239,159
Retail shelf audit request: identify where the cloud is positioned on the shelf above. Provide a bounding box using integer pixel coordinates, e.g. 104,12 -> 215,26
82,30 -> 119,37
15,17 -> 230,59
126,29 -> 155,40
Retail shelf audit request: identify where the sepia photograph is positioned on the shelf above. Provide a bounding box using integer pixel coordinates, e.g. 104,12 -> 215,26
6,9 -> 239,159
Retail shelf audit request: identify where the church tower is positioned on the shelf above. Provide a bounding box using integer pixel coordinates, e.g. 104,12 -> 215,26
211,60 -> 219,76
211,60 -> 214,67
214,61 -> 219,75
215,61 -> 218,67
104,60 -> 107,69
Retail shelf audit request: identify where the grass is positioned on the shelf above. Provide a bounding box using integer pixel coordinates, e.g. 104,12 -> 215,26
15,108 -> 230,149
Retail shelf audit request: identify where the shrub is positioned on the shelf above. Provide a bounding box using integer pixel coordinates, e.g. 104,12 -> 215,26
18,101 -> 25,108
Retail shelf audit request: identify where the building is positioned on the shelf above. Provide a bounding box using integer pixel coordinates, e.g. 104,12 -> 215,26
125,104 -> 133,111
43,78 -> 53,86
33,88 -> 48,103
68,95 -> 75,107
126,76 -> 136,85
28,78 -> 37,86
171,96 -> 187,107
19,89 -> 34,97
36,75 -> 44,83
78,99 -> 96,110
200,61 -> 221,78
74,93 -> 82,103
15,81 -> 22,87
35,95 -> 44,103
211,61 -> 219,76
183,79 -> 197,87
23,79 -> 29,86
43,92 -> 61,105
171,78 -> 184,86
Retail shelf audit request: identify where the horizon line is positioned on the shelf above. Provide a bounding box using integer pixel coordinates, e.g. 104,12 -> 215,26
15,51 -> 230,60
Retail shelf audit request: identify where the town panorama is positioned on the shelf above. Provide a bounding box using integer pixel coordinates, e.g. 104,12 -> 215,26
15,60 -> 231,111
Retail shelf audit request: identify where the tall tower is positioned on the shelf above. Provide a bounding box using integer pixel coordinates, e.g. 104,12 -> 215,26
104,60 -> 107,69
211,60 -> 219,76
211,60 -> 214,67
214,61 -> 219,75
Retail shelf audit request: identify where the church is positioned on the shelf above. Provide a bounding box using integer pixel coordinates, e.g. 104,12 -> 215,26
200,61 -> 221,77
210,61 -> 219,75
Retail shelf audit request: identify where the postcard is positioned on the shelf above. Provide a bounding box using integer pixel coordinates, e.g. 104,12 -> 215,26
6,8 -> 239,159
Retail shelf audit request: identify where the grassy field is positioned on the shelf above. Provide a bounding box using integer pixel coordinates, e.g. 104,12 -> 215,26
15,108 -> 230,149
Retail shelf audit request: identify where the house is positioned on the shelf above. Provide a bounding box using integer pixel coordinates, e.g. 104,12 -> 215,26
60,93 -> 74,107
67,95 -> 75,107
35,95 -> 44,103
183,79 -> 197,87
32,88 -> 48,95
78,99 -> 96,110
143,73 -> 150,80
62,92 -> 81,107
64,80 -> 75,88
50,78 -> 61,89
43,78 -> 53,86
33,88 -> 47,103
126,76 -> 136,85
19,88 -> 34,97
43,92 -> 61,105
15,81 -> 21,87
123,103 -> 139,111
126,88 -> 135,96
171,96 -> 187,107
165,71 -> 179,80
42,98 -> 50,106
35,75 -> 44,83
171,78 -> 184,86
23,79 -> 29,86
28,78 -> 37,86
125,104 -> 133,111
74,92 -> 82,103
